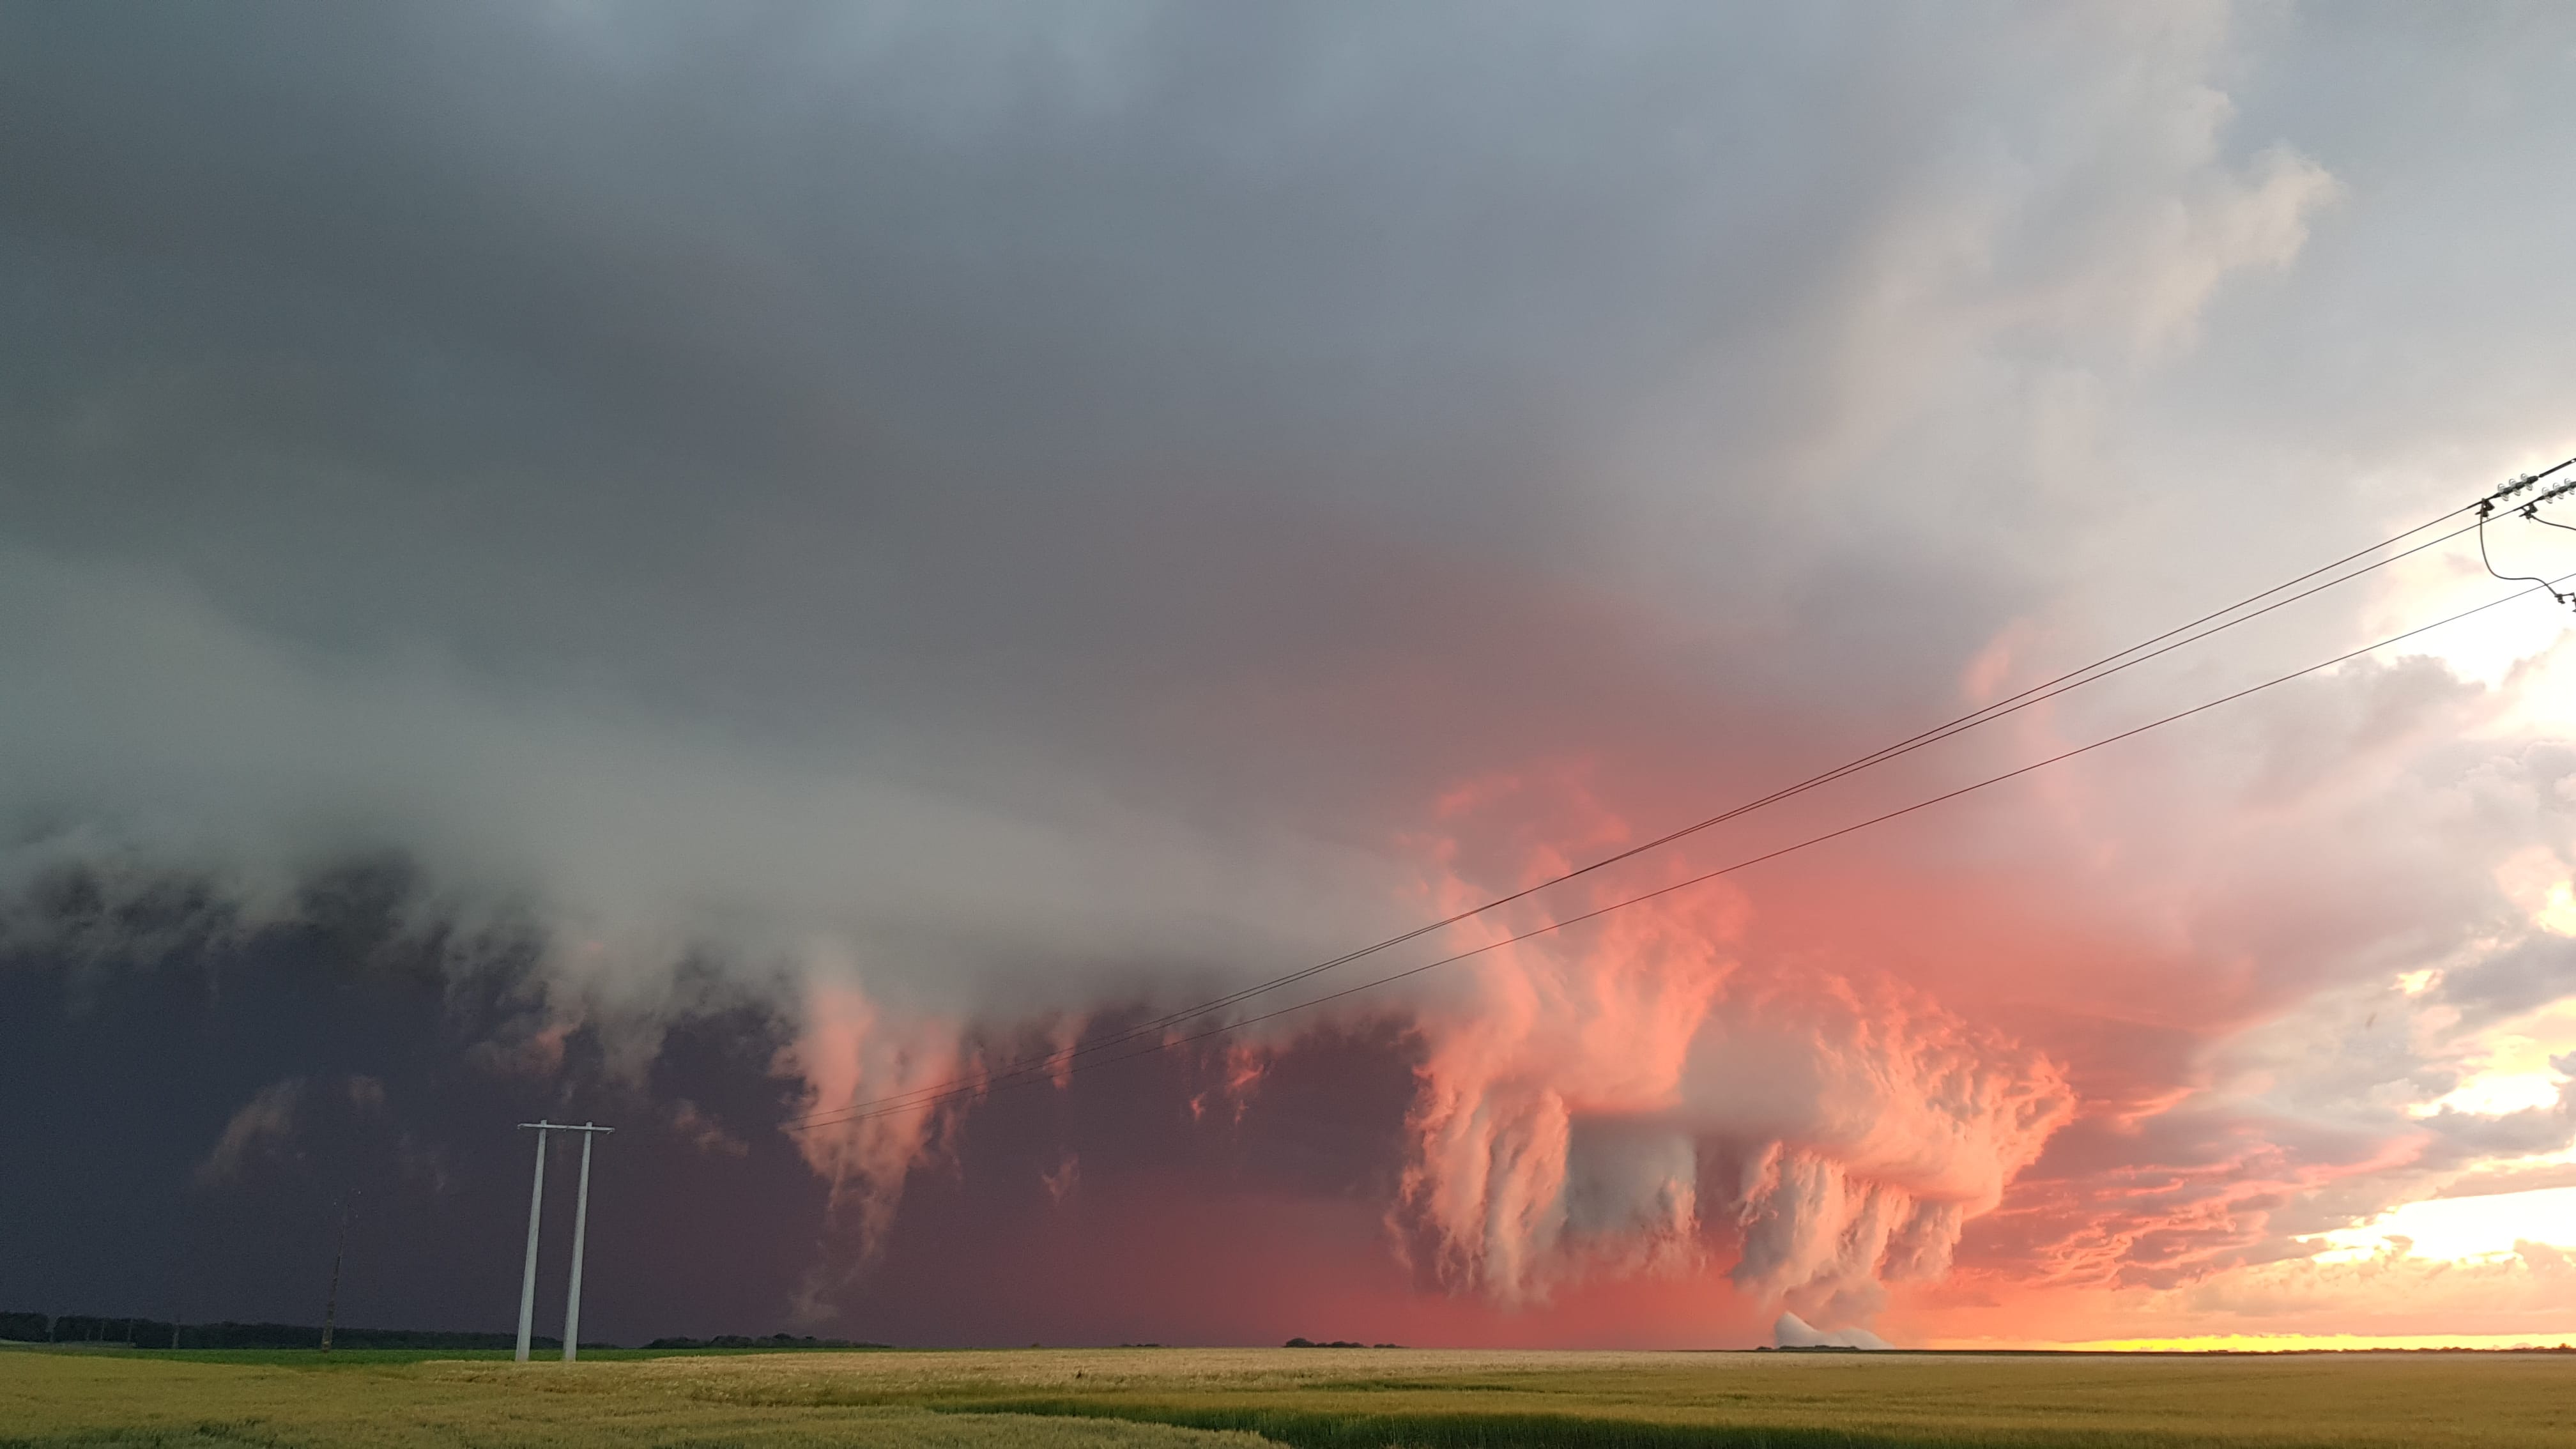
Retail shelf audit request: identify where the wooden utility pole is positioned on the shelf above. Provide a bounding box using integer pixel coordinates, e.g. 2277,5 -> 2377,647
321,1192 -> 355,1353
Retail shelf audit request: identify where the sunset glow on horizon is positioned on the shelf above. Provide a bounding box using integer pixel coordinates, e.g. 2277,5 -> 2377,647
1936,1333 -> 2576,1354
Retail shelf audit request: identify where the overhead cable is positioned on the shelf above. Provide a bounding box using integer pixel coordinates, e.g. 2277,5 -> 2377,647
785,457 -> 2576,1131
788,564 -> 2576,1133
785,510 -> 2494,1130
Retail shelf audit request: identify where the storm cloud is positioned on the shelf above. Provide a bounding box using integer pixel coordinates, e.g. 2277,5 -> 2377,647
6,1 -> 2576,1346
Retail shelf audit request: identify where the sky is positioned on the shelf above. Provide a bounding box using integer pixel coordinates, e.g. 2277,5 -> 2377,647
4,0 -> 2576,1351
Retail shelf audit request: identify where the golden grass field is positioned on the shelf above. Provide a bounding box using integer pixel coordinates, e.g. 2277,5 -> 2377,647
6,1343 -> 2574,1447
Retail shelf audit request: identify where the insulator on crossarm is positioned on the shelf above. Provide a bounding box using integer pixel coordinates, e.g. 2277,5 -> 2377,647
2481,455 -> 2576,509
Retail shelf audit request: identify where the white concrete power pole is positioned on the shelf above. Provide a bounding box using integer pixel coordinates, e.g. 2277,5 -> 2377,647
561,1121 -> 610,1361
514,1122 -> 550,1363
513,1120 -> 614,1363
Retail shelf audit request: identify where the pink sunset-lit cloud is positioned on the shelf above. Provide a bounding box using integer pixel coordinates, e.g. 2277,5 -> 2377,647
766,619 -> 2576,1344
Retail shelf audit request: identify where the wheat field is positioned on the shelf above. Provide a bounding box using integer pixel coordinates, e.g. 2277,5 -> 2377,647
6,1344 -> 2573,1447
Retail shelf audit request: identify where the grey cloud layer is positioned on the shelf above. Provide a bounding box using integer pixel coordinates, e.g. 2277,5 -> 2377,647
6,1 -> 2576,1324
0,3 -> 2384,941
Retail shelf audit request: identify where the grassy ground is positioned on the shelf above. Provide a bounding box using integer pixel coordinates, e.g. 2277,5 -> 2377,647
0,1347 -> 1261,1448
5,1347 -> 888,1368
5,1343 -> 2573,1448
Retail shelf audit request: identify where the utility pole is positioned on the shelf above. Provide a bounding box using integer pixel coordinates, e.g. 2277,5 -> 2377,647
514,1122 -> 549,1362
512,1120 -> 614,1364
562,1122 -> 610,1361
321,1190 -> 356,1353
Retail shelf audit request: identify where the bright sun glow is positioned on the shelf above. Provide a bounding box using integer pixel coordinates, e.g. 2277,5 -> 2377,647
2363,549 -> 2576,702
2542,882 -> 2576,937
1936,1331 -> 2576,1352
2406,995 -> 2576,1121
2496,846 -> 2576,937
2415,1072 -> 2566,1117
2310,1185 -> 2576,1262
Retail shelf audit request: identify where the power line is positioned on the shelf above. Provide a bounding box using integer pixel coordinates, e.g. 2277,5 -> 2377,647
2515,477 -> 2576,540
788,564 -> 2576,1133
2478,511 -> 2567,602
784,464 -> 2573,1131
790,509 -> 2485,1128
2476,471 -> 2576,601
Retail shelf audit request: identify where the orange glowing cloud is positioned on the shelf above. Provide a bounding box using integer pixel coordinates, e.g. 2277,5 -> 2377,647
1386,769 -> 2074,1328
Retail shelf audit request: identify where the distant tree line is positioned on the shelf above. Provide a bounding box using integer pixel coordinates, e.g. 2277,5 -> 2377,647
640,1333 -> 889,1350
0,1312 -> 566,1350
2,1314 -> 891,1352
